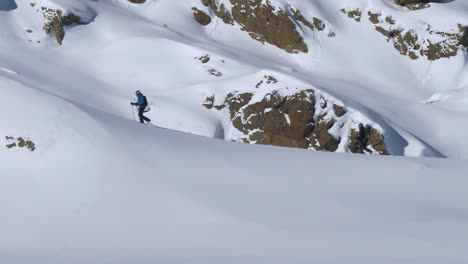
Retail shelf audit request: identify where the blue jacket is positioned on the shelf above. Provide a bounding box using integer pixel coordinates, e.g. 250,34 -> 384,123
136,94 -> 145,108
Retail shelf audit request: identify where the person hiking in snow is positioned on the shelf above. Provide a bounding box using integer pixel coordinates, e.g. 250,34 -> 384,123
357,123 -> 371,154
130,90 -> 151,124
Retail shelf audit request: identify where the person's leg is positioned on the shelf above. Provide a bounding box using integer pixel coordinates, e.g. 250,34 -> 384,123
143,115 -> 151,123
138,108 -> 145,123
138,108 -> 151,123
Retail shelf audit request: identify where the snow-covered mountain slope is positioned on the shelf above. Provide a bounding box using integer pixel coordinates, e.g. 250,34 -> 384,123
0,0 -> 467,157
1,0 -> 468,262
1,75 -> 468,263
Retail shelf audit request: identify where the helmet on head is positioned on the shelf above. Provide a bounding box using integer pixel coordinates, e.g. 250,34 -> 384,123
359,123 -> 364,128
135,90 -> 141,96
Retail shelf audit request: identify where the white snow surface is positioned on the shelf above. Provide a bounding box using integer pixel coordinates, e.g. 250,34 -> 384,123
1,0 -> 468,262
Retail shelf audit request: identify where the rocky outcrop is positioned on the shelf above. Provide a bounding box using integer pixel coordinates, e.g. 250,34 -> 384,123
195,54 -> 211,64
230,0 -> 308,54
238,90 -> 323,149
256,75 -> 278,88
207,68 -> 222,76
349,128 -> 388,155
398,2 -> 431,10
341,9 -> 362,22
396,0 -> 447,5
192,7 -> 211,26
5,136 -> 35,152
396,0 -> 453,10
198,0 -> 338,53
199,0 -> 308,53
41,7 -> 87,45
194,54 -> 223,76
290,7 -> 336,38
461,26 -> 468,48
397,0 -> 439,3
204,80 -> 388,154
128,0 -> 146,3
202,0 -> 234,25
361,10 -> 467,60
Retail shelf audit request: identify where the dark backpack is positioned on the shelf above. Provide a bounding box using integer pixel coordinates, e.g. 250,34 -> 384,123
143,96 -> 148,107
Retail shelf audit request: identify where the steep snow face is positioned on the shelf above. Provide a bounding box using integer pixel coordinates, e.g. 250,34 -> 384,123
2,0 -> 466,157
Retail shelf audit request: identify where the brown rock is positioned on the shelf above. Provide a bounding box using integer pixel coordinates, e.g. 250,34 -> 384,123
342,9 -> 362,22
236,91 -> 316,149
367,129 -> 388,155
41,8 -> 85,45
309,119 -> 339,152
348,127 -> 388,155
263,110 -> 289,134
196,54 -> 211,63
230,0 -> 308,53
368,11 -> 380,24
396,0 -> 444,5
243,100 -> 268,119
203,96 -> 215,109
280,91 -> 315,139
206,0 -> 234,25
52,16 -> 64,45
193,7 -> 212,26
333,104 -> 346,117
461,26 -> 468,48
225,93 -> 253,119
208,89 -> 388,155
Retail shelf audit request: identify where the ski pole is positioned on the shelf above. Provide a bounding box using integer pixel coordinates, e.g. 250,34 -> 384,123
131,105 -> 136,121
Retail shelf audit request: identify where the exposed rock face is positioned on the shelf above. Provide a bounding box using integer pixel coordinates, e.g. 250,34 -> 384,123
5,136 -> 36,152
207,68 -> 222,76
230,0 -> 308,54
341,8 -> 362,22
256,75 -> 278,88
398,2 -> 431,10
240,91 -> 320,149
128,0 -> 146,3
192,7 -> 211,26
395,0 -> 451,10
41,7 -> 86,45
425,28 -> 465,60
194,54 -> 223,77
461,26 -> 468,48
362,11 -> 467,60
396,0 -> 445,5
62,13 -> 82,25
203,0 -> 234,25
290,7 -> 336,38
200,0 -> 309,53
204,83 -> 388,154
198,0 -> 337,53
333,104 -> 346,117
195,54 -> 211,64
42,8 -> 64,44
203,96 -> 215,109
349,128 -> 388,155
